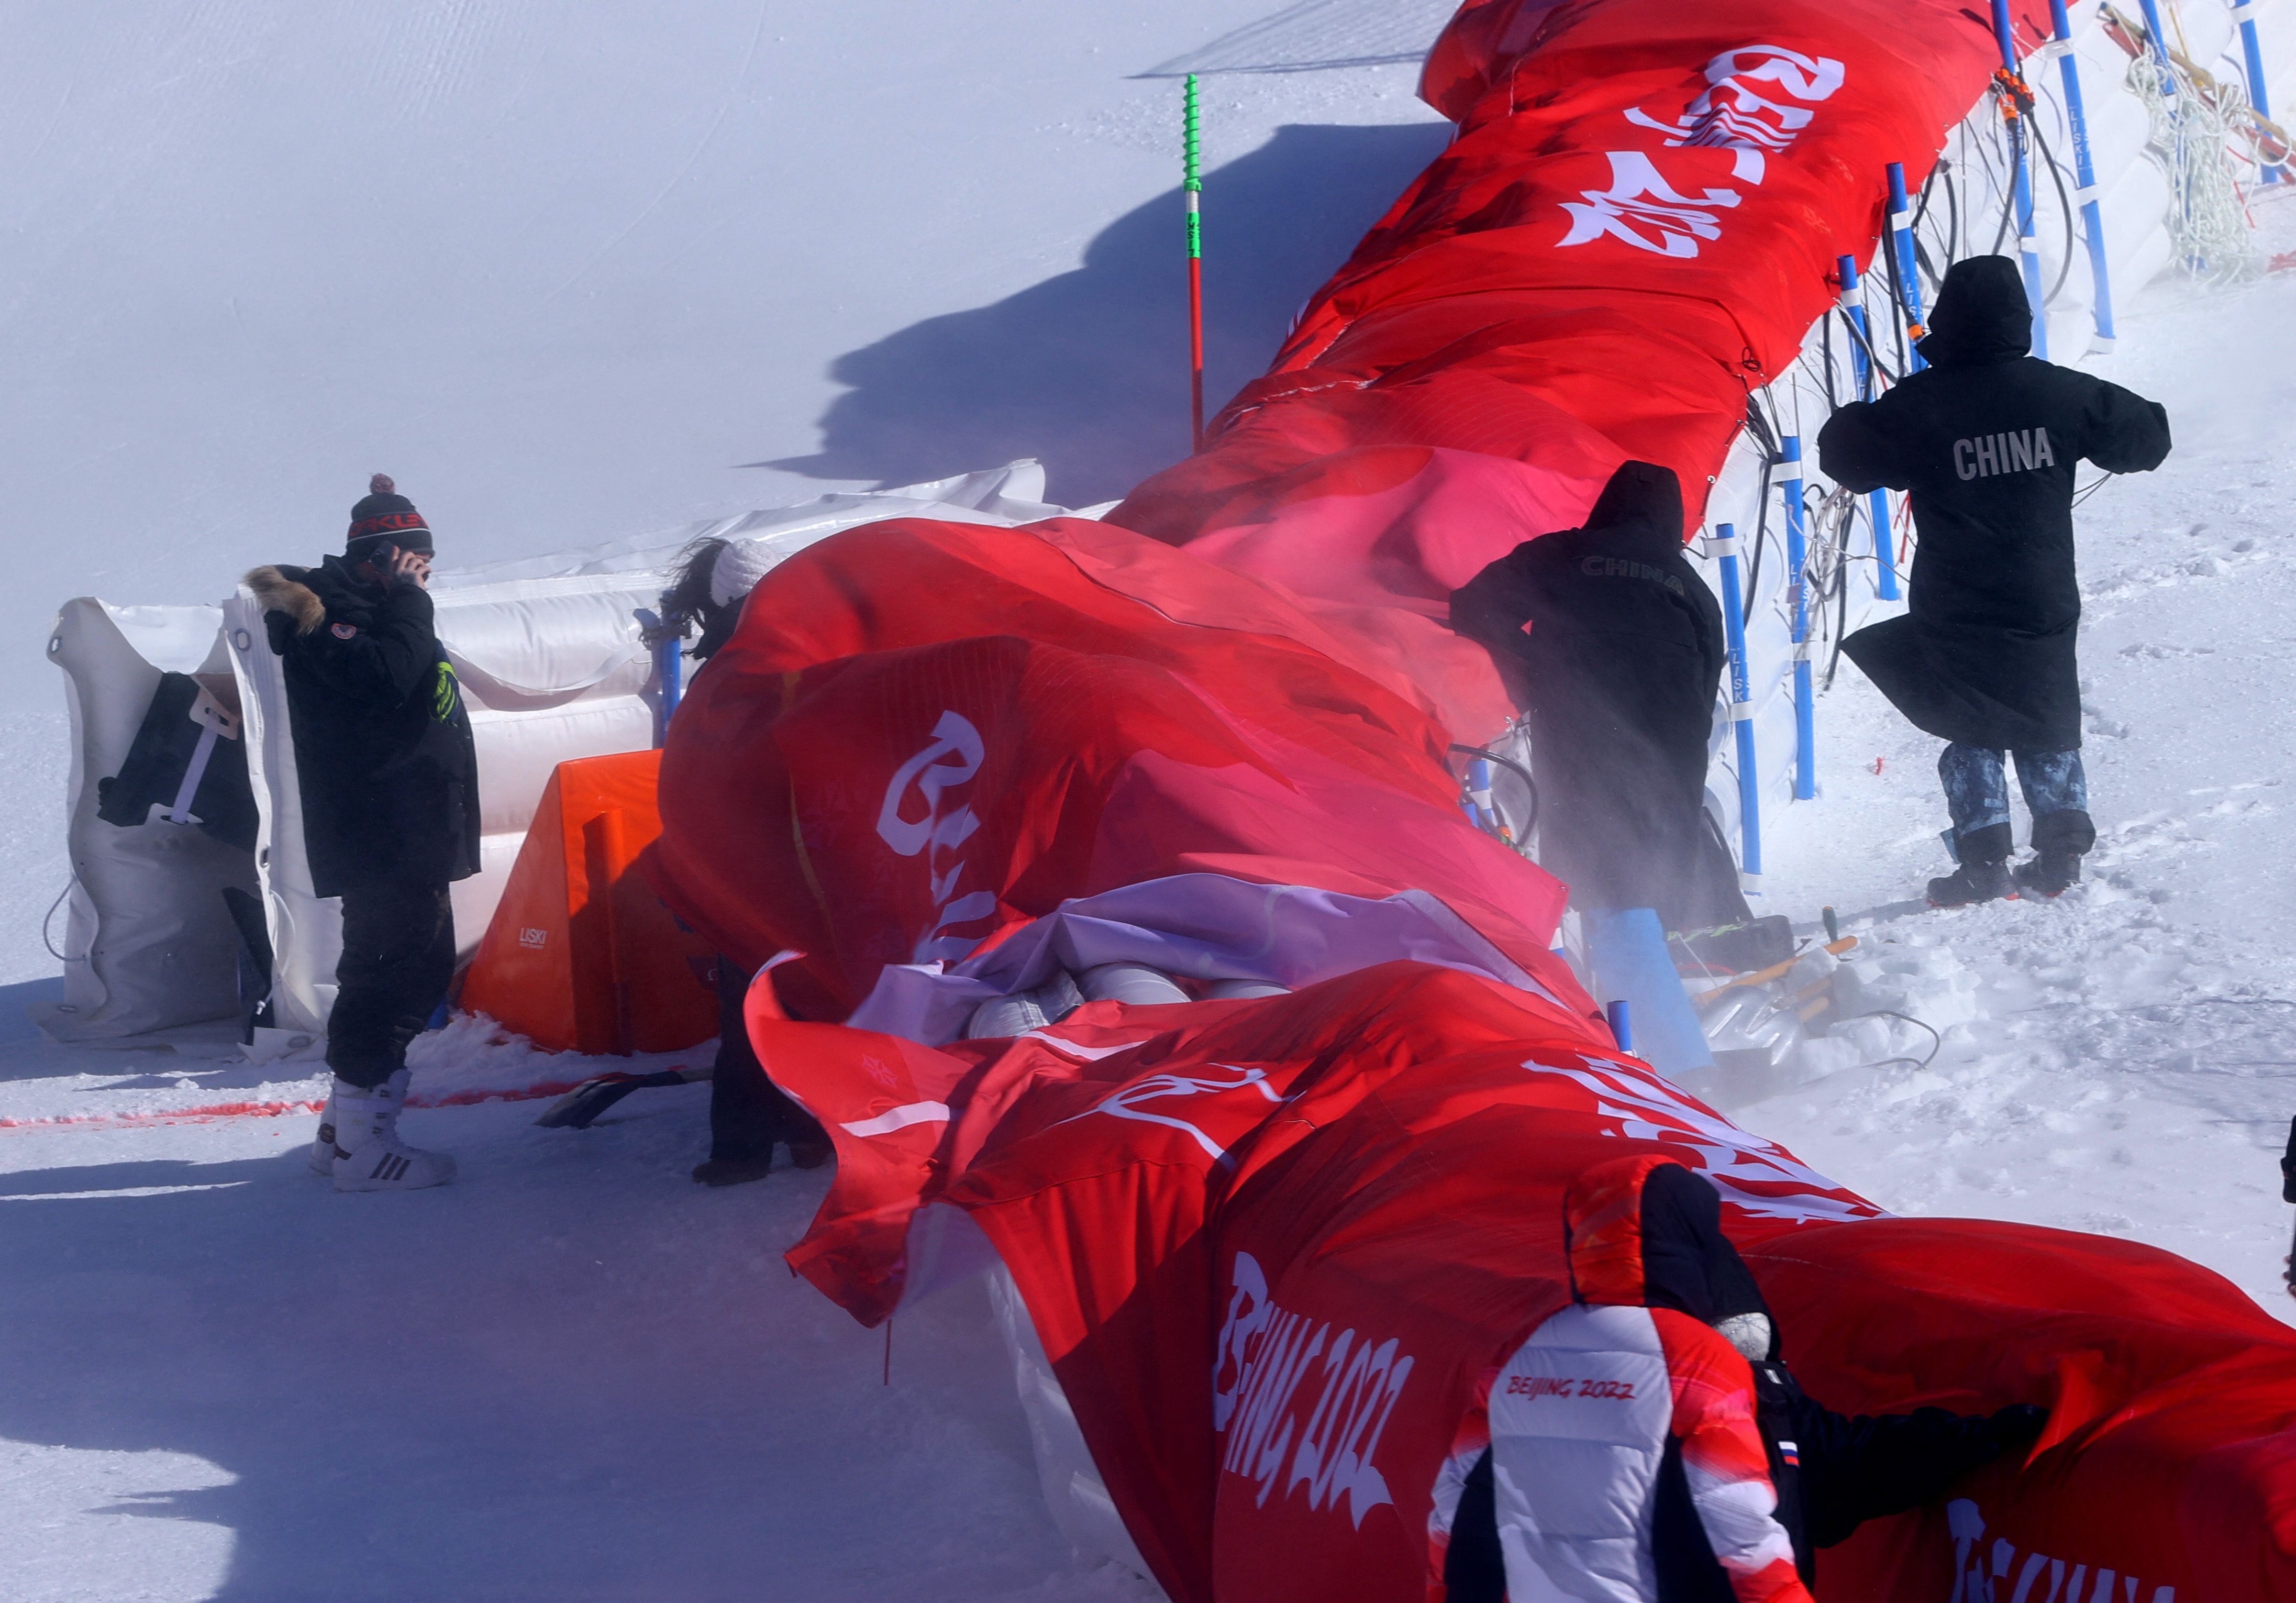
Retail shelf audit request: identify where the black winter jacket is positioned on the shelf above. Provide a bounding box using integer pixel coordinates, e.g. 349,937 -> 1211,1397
248,558 -> 481,897
1818,256 -> 2171,751
1450,461 -> 1742,931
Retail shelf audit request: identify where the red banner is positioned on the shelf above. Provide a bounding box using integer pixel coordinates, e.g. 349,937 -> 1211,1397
646,515 -> 1583,1020
759,961 -> 2296,1603
1112,0 -> 2058,738
646,3 -> 2296,1597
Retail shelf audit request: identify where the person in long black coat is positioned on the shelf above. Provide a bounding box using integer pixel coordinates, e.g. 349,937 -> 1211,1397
1451,460 -> 1751,938
652,537 -> 831,1187
1819,256 -> 2171,904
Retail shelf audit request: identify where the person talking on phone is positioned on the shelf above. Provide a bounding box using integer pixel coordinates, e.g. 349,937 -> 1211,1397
247,474 -> 480,1191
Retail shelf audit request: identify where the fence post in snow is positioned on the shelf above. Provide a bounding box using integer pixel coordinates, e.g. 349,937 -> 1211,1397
1885,163 -> 1928,373
1183,74 -> 1206,451
1989,0 -> 2050,360
2233,0 -> 2285,183
1713,522 -> 1761,888
1835,252 -> 1902,602
1781,437 -> 1816,801
2043,0 -> 2121,343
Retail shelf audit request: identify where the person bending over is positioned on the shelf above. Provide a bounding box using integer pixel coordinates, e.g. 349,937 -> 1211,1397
1820,256 -> 2171,906
1451,460 -> 1754,945
650,536 -> 831,1186
1443,1156 -> 2045,1601
249,476 -> 479,1192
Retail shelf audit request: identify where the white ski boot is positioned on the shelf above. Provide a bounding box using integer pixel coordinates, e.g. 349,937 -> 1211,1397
330,1069 -> 456,1192
306,1085 -> 339,1175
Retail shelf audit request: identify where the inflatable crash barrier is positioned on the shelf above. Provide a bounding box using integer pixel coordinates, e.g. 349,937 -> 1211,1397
38,463 -> 1076,1051
459,749 -> 716,1056
631,1 -> 2296,1597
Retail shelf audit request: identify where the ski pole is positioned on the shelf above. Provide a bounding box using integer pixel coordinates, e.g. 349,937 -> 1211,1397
2233,0 -> 2284,183
1781,435 -> 1815,800
1183,74 -> 1205,452
1989,0 -> 2050,359
1884,163 -> 1928,373
1835,256 -> 1901,602
1713,522 -> 1761,890
2044,0 -> 2120,346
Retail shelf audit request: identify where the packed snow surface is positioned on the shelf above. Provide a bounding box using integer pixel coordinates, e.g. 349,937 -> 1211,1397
6,3 -> 2296,1599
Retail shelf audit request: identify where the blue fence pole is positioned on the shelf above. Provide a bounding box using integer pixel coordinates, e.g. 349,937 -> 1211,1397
1713,521 -> 1761,889
1781,436 -> 1816,801
2234,0 -> 2284,183
1836,252 -> 1902,602
2134,0 -> 2173,61
2045,0 -> 2120,346
1885,162 -> 1928,373
1989,0 -> 2050,359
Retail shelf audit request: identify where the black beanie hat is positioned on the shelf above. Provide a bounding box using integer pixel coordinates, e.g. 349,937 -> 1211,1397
345,474 -> 434,558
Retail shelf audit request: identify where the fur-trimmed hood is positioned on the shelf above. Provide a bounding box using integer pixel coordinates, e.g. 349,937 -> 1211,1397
244,565 -> 326,635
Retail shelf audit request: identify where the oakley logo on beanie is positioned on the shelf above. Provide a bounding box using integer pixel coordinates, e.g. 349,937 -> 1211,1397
346,473 -> 435,556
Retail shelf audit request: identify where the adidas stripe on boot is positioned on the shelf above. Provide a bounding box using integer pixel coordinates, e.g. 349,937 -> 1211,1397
330,1069 -> 456,1192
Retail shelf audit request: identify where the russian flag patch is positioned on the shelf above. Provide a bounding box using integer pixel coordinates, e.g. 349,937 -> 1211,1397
1779,1441 -> 1800,1467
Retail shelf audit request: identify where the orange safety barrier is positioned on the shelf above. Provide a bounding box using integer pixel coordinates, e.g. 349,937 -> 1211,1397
461,749 -> 717,1056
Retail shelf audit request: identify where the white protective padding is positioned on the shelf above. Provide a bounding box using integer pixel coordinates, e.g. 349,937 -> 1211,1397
985,1264 -> 1160,1587
39,600 -> 256,1044
220,566 -> 664,1037
51,463 -> 1085,1047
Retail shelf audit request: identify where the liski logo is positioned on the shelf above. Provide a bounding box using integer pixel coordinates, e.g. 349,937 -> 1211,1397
1211,1251 -> 1416,1529
875,711 -> 995,963
1946,1499 -> 2174,1603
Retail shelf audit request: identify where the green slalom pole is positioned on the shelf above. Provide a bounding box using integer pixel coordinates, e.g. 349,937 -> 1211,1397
1184,74 -> 1205,452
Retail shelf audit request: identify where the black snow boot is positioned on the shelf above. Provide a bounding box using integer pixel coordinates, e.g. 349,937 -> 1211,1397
2015,852 -> 2082,898
1928,823 -> 2015,908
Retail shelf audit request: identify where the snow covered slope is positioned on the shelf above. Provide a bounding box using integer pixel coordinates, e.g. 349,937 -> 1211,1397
1750,201 -> 2296,1321
2,0 -> 1451,683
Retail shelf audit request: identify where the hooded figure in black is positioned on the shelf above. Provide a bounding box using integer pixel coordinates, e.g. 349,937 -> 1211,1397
1441,1160 -> 2047,1602
246,476 -> 479,1192
1818,256 -> 2170,904
650,537 -> 831,1188
1450,460 -> 1748,936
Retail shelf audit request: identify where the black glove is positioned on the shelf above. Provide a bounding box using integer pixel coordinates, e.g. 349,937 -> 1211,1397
1984,1404 -> 2050,1456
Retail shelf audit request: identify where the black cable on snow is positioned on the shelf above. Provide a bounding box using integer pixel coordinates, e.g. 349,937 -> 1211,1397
1837,305 -> 1903,387
2025,113 -> 2080,304
1448,743 -> 1541,842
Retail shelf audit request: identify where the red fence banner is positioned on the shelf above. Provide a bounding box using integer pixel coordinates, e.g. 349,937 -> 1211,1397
1112,0 -> 2059,738
758,960 -> 2296,1603
645,515 -> 1584,1022
645,2 -> 2296,1597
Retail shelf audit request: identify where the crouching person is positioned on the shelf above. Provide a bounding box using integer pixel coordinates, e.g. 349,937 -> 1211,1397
248,476 -> 479,1192
1444,1157 -> 2045,1601
1450,461 -> 1758,949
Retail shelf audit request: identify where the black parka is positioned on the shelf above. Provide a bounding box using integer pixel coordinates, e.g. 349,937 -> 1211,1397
1450,461 -> 1743,932
1818,256 -> 2171,751
248,557 -> 481,897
